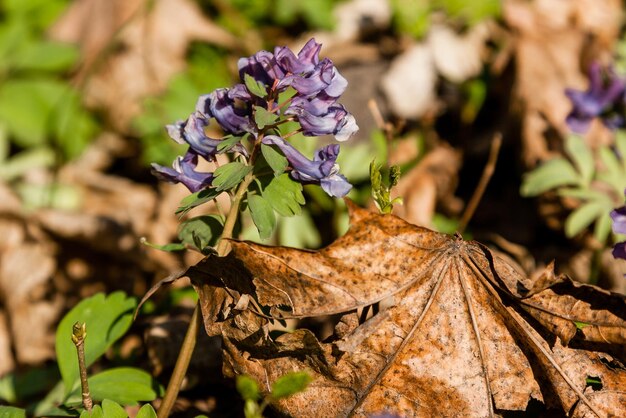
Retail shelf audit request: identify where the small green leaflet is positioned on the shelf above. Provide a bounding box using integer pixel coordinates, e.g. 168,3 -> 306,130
213,162 -> 252,192
270,371 -> 312,400
0,406 -> 26,418
236,375 -> 260,401
520,158 -> 581,197
564,135 -> 594,185
254,106 -> 279,129
140,238 -> 186,252
178,215 -> 224,251
574,321 -> 590,330
262,173 -> 305,216
244,73 -> 268,98
176,188 -> 221,216
261,143 -> 288,176
217,134 -> 244,153
564,200 -> 607,238
101,400 -> 127,418
136,404 -> 157,418
247,193 -> 276,240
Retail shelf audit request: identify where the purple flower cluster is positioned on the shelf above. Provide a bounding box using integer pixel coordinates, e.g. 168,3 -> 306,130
565,63 -> 626,133
152,38 -> 357,197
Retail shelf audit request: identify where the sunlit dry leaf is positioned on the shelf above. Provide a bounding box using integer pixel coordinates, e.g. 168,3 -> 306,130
190,202 -> 626,417
0,244 -> 61,364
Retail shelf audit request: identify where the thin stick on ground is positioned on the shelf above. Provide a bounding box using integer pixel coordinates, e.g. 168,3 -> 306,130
458,133 -> 503,234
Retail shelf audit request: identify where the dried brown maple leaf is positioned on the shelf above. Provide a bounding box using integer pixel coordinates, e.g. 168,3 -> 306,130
188,202 -> 626,417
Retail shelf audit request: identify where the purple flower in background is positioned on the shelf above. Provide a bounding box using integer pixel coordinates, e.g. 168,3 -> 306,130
611,200 -> 626,261
151,151 -> 213,193
262,135 -> 352,197
565,63 -> 626,133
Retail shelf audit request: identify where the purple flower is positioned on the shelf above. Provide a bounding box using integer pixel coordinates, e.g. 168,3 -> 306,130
287,98 -> 358,141
151,151 -> 213,193
262,135 -> 352,197
166,113 -> 247,160
275,38 -> 320,74
195,86 -> 255,135
611,202 -> 626,261
565,63 -> 626,133
238,39 -> 348,99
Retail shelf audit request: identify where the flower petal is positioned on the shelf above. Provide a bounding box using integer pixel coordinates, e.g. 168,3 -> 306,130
151,152 -> 213,193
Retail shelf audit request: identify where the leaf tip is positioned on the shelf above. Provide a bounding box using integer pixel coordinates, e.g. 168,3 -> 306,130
344,198 -> 370,223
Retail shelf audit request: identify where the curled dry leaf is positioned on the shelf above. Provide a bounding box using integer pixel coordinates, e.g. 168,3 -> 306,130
188,202 -> 626,417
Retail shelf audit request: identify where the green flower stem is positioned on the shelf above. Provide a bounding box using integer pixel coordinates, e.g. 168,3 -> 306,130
158,150 -> 259,418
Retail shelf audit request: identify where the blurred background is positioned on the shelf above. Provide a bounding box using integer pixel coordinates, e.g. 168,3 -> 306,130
0,0 -> 624,416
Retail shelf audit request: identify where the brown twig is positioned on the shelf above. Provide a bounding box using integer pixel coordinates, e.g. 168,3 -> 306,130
72,322 -> 93,412
458,133 -> 503,234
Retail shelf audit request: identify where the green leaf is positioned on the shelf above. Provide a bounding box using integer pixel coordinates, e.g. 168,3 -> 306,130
217,134 -> 244,153
213,162 -> 252,192
244,73 -> 267,98
520,158 -> 581,196
178,215 -> 224,251
0,364 -> 59,403
68,368 -> 158,406
594,211 -> 612,244
254,106 -> 279,129
135,405 -> 157,418
13,40 -> 78,72
0,147 -> 56,181
236,375 -> 260,401
0,406 -> 26,418
564,135 -> 594,185
261,143 -> 288,176
615,130 -> 626,171
0,78 -> 67,147
176,189 -> 222,216
101,399 -> 127,418
597,146 -> 626,194
557,188 -> 612,202
16,182 -> 81,211
337,143 -> 376,181
80,406 -> 103,418
564,200 -> 607,237
278,210 -> 321,248
270,371 -> 312,400
575,321 -> 590,329
51,88 -> 98,160
262,173 -> 305,216
247,193 -> 276,240
56,292 -> 137,395
140,238 -> 186,252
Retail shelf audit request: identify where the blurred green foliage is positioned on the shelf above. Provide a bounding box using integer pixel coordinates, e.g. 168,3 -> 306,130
391,0 -> 500,38
0,0 -> 98,166
207,0 -> 338,35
